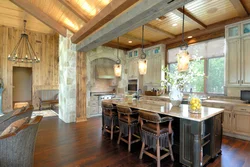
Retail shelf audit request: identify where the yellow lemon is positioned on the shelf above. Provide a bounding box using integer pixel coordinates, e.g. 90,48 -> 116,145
191,106 -> 196,110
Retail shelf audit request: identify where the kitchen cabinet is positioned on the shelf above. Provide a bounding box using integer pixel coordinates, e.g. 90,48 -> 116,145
222,110 -> 232,133
143,46 -> 165,86
226,19 -> 250,87
232,110 -> 250,136
127,58 -> 139,79
211,114 -> 223,158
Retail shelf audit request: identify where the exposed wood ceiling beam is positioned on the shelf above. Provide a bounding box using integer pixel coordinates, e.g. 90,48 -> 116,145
172,8 -> 207,30
76,0 -> 194,52
103,41 -> 133,50
71,0 -> 139,44
229,0 -> 248,17
10,0 -> 67,37
123,34 -> 153,44
144,24 -> 175,38
58,0 -> 90,23
144,16 -> 250,48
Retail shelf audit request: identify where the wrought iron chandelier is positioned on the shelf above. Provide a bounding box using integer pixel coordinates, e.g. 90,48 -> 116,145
8,20 -> 40,63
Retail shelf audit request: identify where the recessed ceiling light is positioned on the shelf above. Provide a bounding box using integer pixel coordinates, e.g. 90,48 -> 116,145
128,40 -> 132,43
172,23 -> 177,27
188,36 -> 193,39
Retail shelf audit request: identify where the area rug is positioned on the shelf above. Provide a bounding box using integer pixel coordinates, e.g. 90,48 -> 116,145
32,110 -> 58,118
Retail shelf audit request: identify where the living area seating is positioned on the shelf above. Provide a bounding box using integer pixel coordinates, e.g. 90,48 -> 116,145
102,101 -> 119,140
138,110 -> 174,167
0,116 -> 43,167
38,89 -> 58,110
0,106 -> 33,132
117,105 -> 140,152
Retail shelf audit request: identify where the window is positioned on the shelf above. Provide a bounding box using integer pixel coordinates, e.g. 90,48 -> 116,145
207,57 -> 225,94
167,38 -> 225,95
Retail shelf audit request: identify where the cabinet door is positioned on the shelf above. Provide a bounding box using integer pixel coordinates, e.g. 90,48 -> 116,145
241,36 -> 250,86
226,25 -> 240,39
212,114 -> 222,158
226,39 -> 241,86
242,22 -> 250,36
232,111 -> 250,136
223,110 -> 232,133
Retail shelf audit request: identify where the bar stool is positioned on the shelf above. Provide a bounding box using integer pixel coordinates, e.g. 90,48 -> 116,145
138,110 -> 174,167
117,105 -> 140,152
102,101 -> 119,140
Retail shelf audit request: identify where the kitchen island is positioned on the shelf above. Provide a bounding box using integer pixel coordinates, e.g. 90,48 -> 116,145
103,99 -> 224,167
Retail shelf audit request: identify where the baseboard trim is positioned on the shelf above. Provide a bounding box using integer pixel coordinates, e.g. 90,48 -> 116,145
223,132 -> 250,141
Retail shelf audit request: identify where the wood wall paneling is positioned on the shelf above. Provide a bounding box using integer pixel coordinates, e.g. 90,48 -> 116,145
76,52 -> 87,122
0,26 -> 59,111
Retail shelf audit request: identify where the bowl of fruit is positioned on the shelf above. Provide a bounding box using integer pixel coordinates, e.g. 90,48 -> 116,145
189,96 -> 202,114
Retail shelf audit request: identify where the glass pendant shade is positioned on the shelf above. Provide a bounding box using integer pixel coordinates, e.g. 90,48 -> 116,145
114,64 -> 122,77
177,50 -> 190,72
138,59 -> 147,75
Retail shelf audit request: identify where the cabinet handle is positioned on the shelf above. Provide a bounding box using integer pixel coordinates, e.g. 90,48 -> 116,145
229,113 -> 231,118
234,114 -> 235,118
242,80 -> 243,84
238,80 -> 240,84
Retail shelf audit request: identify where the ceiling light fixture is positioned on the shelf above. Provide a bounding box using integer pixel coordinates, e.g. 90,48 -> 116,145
128,40 -> 133,44
177,6 -> 190,72
138,25 -> 147,75
188,36 -> 193,39
172,23 -> 178,27
114,37 -> 122,77
8,20 -> 40,63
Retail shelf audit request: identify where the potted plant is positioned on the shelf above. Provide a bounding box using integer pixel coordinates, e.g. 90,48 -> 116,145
162,59 -> 205,106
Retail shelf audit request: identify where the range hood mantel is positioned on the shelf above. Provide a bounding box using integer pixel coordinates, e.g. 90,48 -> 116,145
96,66 -> 115,79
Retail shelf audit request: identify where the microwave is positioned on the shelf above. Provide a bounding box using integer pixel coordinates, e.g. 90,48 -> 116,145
128,79 -> 138,92
240,90 -> 250,103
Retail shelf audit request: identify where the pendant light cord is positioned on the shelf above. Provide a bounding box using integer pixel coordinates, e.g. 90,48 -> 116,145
141,25 -> 146,59
182,6 -> 185,43
116,37 -> 121,64
23,20 -> 27,34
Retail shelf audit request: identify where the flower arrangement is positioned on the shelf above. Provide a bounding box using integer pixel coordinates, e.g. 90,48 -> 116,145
162,59 -> 205,91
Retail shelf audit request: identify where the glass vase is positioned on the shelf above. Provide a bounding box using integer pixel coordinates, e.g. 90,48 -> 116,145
188,94 -> 202,114
169,86 -> 183,107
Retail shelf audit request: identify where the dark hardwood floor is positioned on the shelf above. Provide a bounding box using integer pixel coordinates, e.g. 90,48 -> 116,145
34,116 -> 250,167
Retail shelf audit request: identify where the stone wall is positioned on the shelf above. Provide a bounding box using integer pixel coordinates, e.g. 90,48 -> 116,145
59,31 -> 76,123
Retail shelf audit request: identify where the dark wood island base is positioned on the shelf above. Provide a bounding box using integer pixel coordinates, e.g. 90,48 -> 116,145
103,99 -> 224,167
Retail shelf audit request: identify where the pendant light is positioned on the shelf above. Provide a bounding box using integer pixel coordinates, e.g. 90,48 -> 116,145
8,20 -> 40,63
177,6 -> 190,72
114,37 -> 122,77
138,25 -> 147,75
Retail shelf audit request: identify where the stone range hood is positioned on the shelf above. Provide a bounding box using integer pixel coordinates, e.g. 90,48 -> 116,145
95,66 -> 115,79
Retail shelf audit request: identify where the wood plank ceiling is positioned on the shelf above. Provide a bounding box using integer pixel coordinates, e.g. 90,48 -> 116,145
1,0 -> 250,50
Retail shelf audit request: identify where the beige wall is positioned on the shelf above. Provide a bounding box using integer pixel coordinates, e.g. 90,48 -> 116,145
0,26 -> 59,111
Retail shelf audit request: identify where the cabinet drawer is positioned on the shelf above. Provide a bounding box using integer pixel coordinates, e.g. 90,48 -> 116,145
233,106 -> 250,112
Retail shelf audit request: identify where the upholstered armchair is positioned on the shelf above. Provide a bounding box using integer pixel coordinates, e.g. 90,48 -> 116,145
0,116 -> 43,167
0,106 -> 33,132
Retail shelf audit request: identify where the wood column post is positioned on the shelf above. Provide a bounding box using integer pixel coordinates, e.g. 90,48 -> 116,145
76,52 -> 87,122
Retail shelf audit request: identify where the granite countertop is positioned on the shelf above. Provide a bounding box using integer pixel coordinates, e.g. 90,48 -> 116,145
104,99 -> 223,122
90,92 -> 115,96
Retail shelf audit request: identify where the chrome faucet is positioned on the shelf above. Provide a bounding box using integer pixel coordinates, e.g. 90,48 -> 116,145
136,89 -> 142,100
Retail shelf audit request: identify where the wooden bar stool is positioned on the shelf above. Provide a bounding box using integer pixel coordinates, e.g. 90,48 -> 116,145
102,101 -> 119,140
138,110 -> 174,167
117,105 -> 140,152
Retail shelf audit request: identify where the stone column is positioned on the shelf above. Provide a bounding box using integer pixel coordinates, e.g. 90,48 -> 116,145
59,30 -> 77,123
